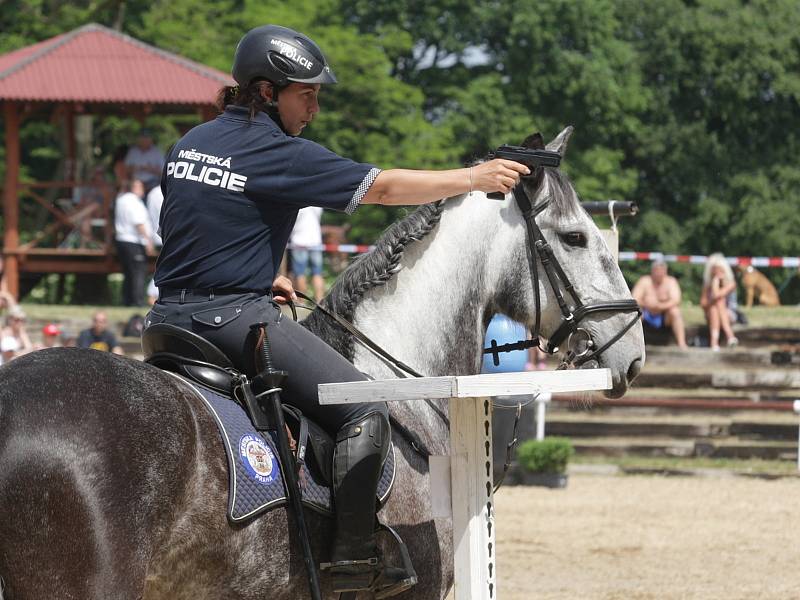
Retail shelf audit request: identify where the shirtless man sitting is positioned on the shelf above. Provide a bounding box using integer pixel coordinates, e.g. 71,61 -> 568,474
632,259 -> 688,349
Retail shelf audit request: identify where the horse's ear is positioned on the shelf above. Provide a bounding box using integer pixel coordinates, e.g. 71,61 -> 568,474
545,126 -> 574,156
521,133 -> 545,149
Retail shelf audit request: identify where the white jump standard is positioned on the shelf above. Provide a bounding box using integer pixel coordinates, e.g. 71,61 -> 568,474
319,368 -> 613,600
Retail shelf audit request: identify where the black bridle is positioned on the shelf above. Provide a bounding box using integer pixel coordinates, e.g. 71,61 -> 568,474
484,178 -> 641,370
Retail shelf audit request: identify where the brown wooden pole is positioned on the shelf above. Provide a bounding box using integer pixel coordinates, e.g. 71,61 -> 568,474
2,101 -> 21,299
65,103 -> 76,181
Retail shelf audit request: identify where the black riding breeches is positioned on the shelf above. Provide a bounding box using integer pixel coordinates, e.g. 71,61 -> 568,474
116,240 -> 147,307
146,291 -> 388,432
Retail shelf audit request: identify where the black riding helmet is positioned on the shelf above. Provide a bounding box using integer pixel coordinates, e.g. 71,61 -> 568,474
232,24 -> 337,87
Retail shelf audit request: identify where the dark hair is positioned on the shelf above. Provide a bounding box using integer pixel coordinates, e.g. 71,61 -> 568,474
215,80 -> 283,119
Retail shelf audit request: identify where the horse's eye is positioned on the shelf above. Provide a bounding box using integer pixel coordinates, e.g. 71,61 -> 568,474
560,232 -> 587,247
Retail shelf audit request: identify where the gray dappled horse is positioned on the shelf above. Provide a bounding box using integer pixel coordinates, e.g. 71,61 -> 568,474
0,128 -> 645,599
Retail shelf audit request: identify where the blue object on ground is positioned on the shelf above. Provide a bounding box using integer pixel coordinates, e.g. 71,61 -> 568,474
482,314 -> 528,373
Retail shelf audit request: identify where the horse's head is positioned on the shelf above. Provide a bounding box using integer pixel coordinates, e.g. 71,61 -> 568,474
490,127 -> 645,397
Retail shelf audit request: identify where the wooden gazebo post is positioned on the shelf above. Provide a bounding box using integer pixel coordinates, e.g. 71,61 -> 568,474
2,101 -> 20,299
0,24 -> 232,297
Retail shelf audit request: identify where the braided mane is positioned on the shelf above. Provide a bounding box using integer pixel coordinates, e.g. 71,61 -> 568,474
302,201 -> 445,359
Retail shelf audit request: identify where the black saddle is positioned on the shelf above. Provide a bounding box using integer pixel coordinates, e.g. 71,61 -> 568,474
142,323 -> 236,394
141,323 -> 335,484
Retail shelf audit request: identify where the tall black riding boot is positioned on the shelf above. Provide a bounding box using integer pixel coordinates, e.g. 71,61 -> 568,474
322,411 -> 414,597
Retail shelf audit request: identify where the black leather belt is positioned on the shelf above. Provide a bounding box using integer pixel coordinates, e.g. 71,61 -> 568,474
158,287 -> 268,302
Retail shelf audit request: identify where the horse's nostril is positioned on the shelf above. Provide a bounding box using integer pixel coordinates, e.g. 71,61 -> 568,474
627,358 -> 642,383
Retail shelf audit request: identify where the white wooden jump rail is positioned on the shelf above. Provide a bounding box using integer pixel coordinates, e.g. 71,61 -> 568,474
319,368 -> 612,599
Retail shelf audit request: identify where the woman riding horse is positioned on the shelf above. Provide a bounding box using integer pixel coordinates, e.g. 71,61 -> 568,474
148,23 -> 530,597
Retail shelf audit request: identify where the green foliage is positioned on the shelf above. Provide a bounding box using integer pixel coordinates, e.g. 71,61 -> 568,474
567,146 -> 638,203
3,0 -> 800,302
440,74 -> 540,161
135,0 -> 241,71
517,437 -> 574,474
728,166 -> 800,256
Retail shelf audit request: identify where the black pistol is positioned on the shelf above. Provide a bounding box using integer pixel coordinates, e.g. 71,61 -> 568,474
486,145 -> 562,199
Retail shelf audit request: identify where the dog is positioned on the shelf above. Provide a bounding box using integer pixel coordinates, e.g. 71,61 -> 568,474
736,265 -> 781,307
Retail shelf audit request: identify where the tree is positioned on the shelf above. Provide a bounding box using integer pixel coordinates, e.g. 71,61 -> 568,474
3,0 -> 800,301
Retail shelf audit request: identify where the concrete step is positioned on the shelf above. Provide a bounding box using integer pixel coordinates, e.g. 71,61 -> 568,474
736,327 -> 800,346
620,386 -> 800,402
635,368 -> 800,391
572,437 -> 798,460
546,416 -> 798,441
646,326 -> 800,348
554,385 -> 799,413
548,419 -> 723,439
644,346 -> 776,368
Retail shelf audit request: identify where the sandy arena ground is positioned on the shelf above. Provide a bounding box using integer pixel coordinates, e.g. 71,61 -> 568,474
493,473 -> 800,600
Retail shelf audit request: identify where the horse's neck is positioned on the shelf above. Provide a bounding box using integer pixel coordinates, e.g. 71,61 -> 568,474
342,193 -> 531,456
351,194 -> 508,379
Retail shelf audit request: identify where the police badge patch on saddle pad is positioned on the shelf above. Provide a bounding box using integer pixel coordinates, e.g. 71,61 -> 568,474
176,376 -> 396,523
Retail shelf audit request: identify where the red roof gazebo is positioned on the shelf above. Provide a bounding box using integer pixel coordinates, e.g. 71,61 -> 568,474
0,23 -> 232,298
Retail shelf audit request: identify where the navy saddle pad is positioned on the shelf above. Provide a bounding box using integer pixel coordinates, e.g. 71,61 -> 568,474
175,375 -> 396,523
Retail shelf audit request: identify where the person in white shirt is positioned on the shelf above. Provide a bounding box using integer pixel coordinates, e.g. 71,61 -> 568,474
146,185 -> 164,247
145,185 -> 164,304
115,179 -> 154,307
124,129 -> 164,194
290,206 -> 325,301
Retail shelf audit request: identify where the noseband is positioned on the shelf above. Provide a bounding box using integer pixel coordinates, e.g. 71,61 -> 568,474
484,178 -> 641,370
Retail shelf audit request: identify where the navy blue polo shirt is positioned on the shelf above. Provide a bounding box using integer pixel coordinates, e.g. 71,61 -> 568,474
154,106 -> 380,291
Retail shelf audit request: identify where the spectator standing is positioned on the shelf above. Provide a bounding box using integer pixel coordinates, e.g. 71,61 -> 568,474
632,259 -> 688,349
146,184 -> 164,247
145,184 -> 165,304
290,206 -> 325,301
115,179 -> 154,307
701,253 -> 738,351
77,311 -> 123,354
124,129 -> 164,194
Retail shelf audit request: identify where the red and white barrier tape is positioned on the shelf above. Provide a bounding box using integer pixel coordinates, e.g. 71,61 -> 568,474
618,252 -> 800,268
291,244 -> 800,268
288,243 -> 374,254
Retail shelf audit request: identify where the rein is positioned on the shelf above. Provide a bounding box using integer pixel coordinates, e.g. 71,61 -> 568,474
293,293 -> 520,486
293,292 -> 425,379
292,291 -> 446,457
290,294 -> 530,490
